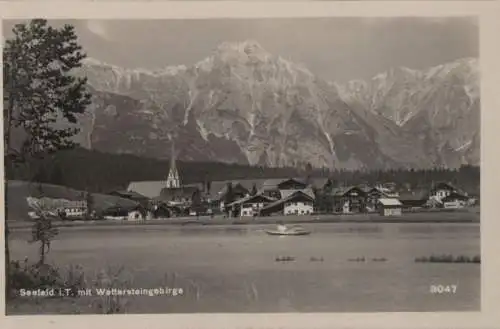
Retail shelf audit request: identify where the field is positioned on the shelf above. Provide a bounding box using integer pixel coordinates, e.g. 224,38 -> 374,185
7,207 -> 480,231
5,180 -> 137,221
7,221 -> 480,314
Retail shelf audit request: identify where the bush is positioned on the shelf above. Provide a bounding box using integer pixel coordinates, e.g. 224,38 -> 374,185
8,260 -> 130,314
9,259 -> 60,292
8,258 -> 86,298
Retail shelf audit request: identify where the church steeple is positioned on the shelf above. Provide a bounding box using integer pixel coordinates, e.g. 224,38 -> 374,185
166,142 -> 181,188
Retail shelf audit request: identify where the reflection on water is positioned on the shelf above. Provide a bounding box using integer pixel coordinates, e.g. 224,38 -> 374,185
9,222 -> 480,313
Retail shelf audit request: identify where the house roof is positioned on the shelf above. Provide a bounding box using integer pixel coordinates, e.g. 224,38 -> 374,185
127,181 -> 205,199
280,188 -> 315,200
216,182 -> 250,196
208,177 -> 323,199
398,189 -> 429,201
309,177 -> 330,189
366,186 -> 400,198
226,194 -> 275,207
207,179 -> 268,200
432,182 -> 468,196
159,186 -> 200,200
330,186 -> 366,197
109,190 -> 150,201
261,177 -> 328,190
94,196 -> 140,213
127,181 -> 169,199
277,178 -> 308,188
261,190 -> 315,212
262,178 -> 290,189
433,182 -> 457,190
101,203 -> 144,215
442,192 -> 470,202
377,198 -> 403,207
129,176 -> 330,200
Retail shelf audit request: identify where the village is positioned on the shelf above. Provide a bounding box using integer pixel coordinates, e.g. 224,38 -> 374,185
50,147 -> 478,223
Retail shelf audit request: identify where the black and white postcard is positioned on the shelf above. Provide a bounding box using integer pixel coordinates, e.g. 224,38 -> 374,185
1,1 -> 499,329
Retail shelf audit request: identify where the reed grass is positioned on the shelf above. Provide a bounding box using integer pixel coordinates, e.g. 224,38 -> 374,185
275,256 -> 295,262
415,254 -> 480,263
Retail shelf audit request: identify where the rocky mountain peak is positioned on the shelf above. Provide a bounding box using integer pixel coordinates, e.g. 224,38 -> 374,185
73,44 -> 479,170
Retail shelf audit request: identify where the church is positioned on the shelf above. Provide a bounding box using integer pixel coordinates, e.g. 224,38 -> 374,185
165,143 -> 181,189
126,142 -> 202,203
158,143 -> 202,206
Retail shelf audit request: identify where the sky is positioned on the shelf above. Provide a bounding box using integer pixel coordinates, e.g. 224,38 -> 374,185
3,17 -> 478,82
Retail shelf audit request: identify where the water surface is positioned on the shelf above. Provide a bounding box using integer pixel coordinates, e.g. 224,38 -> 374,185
9,222 -> 480,313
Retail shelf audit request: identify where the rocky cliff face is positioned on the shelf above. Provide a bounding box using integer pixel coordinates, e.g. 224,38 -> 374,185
337,57 -> 479,168
73,40 -> 479,170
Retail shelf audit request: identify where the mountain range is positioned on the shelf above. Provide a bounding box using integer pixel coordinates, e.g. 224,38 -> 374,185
70,40 -> 479,170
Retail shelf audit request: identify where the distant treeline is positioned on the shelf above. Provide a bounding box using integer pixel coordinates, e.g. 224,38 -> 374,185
5,148 -> 300,193
5,148 -> 480,196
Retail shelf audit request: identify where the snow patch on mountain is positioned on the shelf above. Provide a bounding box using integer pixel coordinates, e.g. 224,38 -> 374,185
78,42 -> 479,169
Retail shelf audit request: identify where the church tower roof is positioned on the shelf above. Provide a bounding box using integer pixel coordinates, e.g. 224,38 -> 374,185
166,142 -> 181,189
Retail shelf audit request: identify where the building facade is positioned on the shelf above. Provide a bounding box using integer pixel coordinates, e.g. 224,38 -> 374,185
377,198 -> 403,216
364,187 -> 392,212
284,199 -> 314,215
332,186 -> 367,213
442,192 -> 469,209
260,190 -> 315,216
227,194 -> 274,217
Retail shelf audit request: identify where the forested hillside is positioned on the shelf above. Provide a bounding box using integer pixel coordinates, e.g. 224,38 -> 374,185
5,148 -> 301,193
5,148 -> 480,196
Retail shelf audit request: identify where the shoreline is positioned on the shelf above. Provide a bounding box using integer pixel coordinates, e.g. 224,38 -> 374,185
8,210 -> 480,231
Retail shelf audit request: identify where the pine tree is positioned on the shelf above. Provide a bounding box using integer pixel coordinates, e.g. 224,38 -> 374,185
251,183 -> 258,196
224,183 -> 235,214
4,19 -> 91,159
206,180 -> 212,195
85,191 -> 94,220
3,19 -> 91,298
191,190 -> 202,214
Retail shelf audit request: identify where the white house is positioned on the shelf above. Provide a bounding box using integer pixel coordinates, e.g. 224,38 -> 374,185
377,198 -> 403,216
281,188 -> 315,215
63,206 -> 87,219
442,192 -> 470,209
127,210 -> 144,221
226,194 -> 274,217
428,182 -> 470,208
240,202 -> 265,217
260,189 -> 315,216
429,182 -> 466,203
284,199 -> 314,215
443,200 -> 466,209
26,197 -> 88,220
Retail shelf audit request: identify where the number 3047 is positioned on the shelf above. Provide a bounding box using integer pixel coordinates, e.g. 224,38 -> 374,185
430,285 -> 457,294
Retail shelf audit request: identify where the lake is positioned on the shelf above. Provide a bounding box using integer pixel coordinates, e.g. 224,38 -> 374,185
8,222 -> 480,313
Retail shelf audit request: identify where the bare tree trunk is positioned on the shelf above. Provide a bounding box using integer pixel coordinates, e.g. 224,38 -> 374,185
4,217 -> 11,300
39,241 -> 46,265
4,56 -> 17,300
